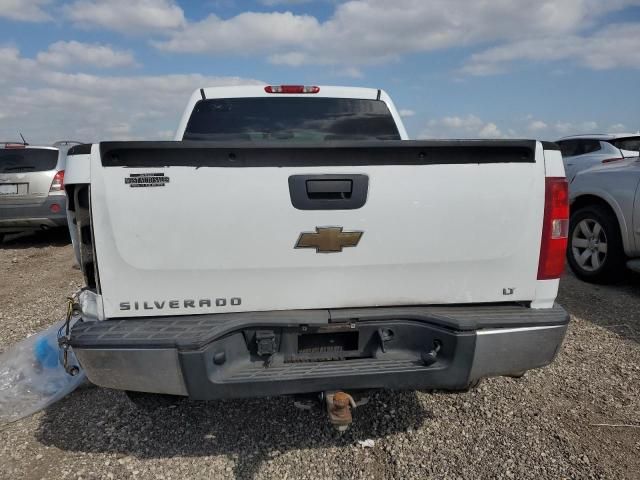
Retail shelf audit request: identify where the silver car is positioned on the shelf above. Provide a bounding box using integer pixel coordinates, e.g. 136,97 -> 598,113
556,134 -> 640,180
0,141 -> 80,242
567,156 -> 640,282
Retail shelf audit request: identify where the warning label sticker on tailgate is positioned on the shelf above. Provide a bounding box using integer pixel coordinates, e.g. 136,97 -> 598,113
124,173 -> 170,188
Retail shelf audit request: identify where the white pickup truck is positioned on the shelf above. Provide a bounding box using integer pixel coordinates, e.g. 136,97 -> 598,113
64,85 -> 569,426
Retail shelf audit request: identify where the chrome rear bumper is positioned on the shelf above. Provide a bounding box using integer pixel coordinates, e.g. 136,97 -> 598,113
70,305 -> 569,399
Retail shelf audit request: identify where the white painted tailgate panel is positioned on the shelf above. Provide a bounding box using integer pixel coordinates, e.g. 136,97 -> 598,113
91,156 -> 545,318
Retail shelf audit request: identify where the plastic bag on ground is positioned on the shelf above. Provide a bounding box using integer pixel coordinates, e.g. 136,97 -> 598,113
0,319 -> 85,425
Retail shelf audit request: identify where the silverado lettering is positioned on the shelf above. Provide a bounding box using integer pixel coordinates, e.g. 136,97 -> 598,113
119,297 -> 242,310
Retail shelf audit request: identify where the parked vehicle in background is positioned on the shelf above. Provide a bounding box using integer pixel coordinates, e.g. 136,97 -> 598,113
64,85 -> 570,429
607,134 -> 640,152
567,156 -> 640,283
0,140 -> 81,242
556,134 -> 640,180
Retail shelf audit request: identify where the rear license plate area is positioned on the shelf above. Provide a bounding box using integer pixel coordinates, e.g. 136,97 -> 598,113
298,331 -> 359,353
286,330 -> 365,363
0,184 -> 18,195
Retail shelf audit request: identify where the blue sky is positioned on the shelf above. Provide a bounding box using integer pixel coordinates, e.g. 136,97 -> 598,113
0,0 -> 639,143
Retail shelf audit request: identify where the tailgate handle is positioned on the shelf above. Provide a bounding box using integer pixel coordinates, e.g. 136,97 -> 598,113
306,180 -> 352,199
289,174 -> 368,210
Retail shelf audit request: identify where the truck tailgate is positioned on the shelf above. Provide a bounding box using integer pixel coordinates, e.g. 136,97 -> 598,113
89,140 -> 545,318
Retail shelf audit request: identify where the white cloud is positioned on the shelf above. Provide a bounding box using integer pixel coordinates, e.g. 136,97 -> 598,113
268,51 -> 310,67
154,0 -> 640,68
0,0 -> 51,22
508,119 -> 603,139
0,46 -> 38,85
260,0 -> 312,5
156,11 -> 321,54
0,46 -> 263,143
608,123 -> 627,132
528,120 -> 548,131
65,0 -> 186,33
554,122 -> 573,135
418,115 -> 612,140
478,122 -> 502,138
554,121 -> 599,135
336,66 -> 363,78
399,109 -> 415,118
462,23 -> 640,75
418,114 -> 504,139
36,41 -> 137,69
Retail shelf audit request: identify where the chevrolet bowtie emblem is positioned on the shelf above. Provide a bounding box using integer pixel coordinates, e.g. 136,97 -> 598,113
295,227 -> 363,253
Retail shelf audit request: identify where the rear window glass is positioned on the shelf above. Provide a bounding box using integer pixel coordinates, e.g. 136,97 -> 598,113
558,140 -> 578,157
609,136 -> 640,152
183,97 -> 401,141
558,139 -> 602,157
580,140 -> 602,155
0,148 -> 58,173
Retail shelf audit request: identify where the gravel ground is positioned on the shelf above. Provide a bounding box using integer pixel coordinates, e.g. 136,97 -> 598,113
1,231 -> 639,480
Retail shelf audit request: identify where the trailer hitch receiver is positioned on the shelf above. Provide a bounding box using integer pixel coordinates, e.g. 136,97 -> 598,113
325,391 -> 357,431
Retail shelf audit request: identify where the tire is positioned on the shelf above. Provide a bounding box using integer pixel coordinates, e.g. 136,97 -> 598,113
567,205 -> 626,283
0,233 -> 4,244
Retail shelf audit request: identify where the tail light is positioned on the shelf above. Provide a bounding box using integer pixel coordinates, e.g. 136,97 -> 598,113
264,85 -> 320,94
537,177 -> 569,280
601,157 -> 623,164
50,170 -> 64,192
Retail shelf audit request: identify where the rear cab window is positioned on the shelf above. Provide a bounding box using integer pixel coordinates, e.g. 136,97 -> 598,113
0,148 -> 58,173
183,97 -> 401,142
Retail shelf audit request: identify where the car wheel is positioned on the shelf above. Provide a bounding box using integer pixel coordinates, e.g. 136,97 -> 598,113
0,233 -> 4,244
567,205 -> 626,283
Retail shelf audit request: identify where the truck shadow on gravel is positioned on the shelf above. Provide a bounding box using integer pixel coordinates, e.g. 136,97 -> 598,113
0,228 -> 70,250
558,271 -> 640,344
36,387 -> 429,479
